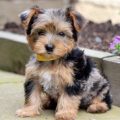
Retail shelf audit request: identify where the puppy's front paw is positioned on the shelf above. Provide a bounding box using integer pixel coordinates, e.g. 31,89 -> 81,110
16,107 -> 40,117
55,111 -> 76,120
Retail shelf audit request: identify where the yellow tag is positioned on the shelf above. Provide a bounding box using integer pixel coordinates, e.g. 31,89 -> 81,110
36,54 -> 60,61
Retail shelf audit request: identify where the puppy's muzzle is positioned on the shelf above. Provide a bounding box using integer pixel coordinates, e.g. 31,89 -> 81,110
45,44 -> 55,54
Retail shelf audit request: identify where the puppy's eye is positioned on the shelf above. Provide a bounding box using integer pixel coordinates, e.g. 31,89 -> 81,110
58,32 -> 65,37
37,30 -> 46,36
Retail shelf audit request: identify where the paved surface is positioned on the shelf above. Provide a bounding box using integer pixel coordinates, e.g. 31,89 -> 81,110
0,70 -> 120,120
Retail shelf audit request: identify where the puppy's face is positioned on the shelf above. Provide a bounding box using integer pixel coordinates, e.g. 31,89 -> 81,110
20,7 -> 86,58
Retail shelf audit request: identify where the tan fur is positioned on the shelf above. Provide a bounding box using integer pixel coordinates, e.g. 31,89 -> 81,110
17,61 -> 75,117
16,80 -> 51,117
69,11 -> 81,32
53,39 -> 75,57
27,36 -> 36,50
27,20 -> 75,58
21,7 -> 40,29
16,91 -> 50,117
26,61 -> 74,98
33,37 -> 48,54
87,97 -> 109,113
16,82 -> 42,117
16,106 -> 40,117
33,21 -> 73,37
55,93 -> 81,120
32,36 -> 75,58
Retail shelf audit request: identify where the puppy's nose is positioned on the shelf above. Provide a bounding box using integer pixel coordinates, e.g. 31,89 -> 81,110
45,44 -> 54,53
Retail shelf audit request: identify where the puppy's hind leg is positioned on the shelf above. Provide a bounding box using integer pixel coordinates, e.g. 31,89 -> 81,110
87,85 -> 112,113
16,80 -> 42,117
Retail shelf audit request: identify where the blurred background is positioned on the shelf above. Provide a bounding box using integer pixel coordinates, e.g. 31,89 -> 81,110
0,0 -> 120,74
0,0 -> 120,27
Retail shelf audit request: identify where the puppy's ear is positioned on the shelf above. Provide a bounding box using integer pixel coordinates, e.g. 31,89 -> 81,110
19,6 -> 43,32
66,7 -> 87,32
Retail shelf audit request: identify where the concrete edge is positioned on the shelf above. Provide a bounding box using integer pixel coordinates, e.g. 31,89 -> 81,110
1,31 -> 120,64
80,47 -> 112,58
0,31 -> 114,59
0,31 -> 119,63
0,31 -> 27,44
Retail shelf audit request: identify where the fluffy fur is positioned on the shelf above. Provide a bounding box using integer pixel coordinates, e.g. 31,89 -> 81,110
16,6 -> 112,120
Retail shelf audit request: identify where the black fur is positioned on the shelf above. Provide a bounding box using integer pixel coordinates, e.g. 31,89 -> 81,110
26,15 -> 37,35
66,7 -> 86,41
67,16 -> 78,41
65,48 -> 112,109
103,91 -> 112,109
45,98 -> 57,110
71,21 -> 78,41
97,83 -> 108,95
91,81 -> 100,91
24,80 -> 35,103
65,48 -> 94,96
65,79 -> 85,95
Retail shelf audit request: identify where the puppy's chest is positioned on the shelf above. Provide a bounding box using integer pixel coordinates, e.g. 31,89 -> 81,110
39,71 -> 59,98
38,63 -> 73,98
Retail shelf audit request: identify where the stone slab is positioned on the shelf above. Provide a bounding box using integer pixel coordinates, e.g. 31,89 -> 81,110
80,47 -> 112,59
0,31 -> 26,44
0,37 -> 31,74
103,56 -> 120,106
0,70 -> 120,120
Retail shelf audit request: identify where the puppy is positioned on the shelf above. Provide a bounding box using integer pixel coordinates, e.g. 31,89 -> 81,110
16,6 -> 112,120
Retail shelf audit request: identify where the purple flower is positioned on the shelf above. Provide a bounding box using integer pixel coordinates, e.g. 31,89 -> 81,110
110,43 -> 115,49
110,36 -> 120,50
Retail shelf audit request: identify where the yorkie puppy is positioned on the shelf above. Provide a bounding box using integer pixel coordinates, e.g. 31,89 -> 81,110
16,6 -> 112,120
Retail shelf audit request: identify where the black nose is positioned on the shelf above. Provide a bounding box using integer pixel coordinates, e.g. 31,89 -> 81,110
45,44 -> 54,53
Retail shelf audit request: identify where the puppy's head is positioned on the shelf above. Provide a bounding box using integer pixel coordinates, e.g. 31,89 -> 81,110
19,6 -> 86,58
